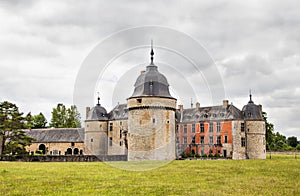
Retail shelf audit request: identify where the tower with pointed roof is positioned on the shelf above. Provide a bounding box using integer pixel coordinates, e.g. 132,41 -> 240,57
127,43 -> 177,161
242,92 -> 266,159
84,94 -> 108,155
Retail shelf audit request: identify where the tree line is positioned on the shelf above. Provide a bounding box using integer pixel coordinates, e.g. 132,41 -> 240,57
264,112 -> 300,151
0,101 -> 81,156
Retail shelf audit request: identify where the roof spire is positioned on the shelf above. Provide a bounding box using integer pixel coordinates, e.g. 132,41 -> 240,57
249,89 -> 254,104
150,39 -> 154,64
97,92 -> 100,105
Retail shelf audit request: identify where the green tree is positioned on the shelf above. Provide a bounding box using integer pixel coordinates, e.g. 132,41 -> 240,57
287,136 -> 298,148
50,103 -> 81,128
263,112 -> 275,150
66,105 -> 81,128
0,101 -> 34,156
32,112 -> 47,128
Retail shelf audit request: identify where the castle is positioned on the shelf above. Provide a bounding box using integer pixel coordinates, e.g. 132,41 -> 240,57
26,47 -> 266,160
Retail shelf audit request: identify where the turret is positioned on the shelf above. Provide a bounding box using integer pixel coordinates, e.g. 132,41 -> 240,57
84,94 -> 108,155
127,42 -> 177,161
242,92 -> 266,159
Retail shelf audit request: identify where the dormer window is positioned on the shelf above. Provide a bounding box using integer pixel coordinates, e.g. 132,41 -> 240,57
137,98 -> 142,103
204,114 -> 208,118
248,112 -> 252,117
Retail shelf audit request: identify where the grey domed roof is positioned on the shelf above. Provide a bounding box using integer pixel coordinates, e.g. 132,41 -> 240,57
87,104 -> 108,121
242,94 -> 263,120
130,63 -> 174,98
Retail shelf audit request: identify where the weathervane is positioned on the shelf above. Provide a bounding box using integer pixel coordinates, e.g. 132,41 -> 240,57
150,39 -> 154,63
97,92 -> 100,105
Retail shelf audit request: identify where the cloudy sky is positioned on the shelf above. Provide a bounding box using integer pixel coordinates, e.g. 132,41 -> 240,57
1,0 -> 299,138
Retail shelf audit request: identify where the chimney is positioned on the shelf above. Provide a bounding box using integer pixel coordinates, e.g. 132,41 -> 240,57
140,70 -> 145,75
196,102 -> 200,108
178,105 -> 183,111
223,100 -> 229,106
86,107 -> 90,119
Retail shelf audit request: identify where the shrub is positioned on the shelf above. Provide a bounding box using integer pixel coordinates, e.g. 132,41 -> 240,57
215,153 -> 221,158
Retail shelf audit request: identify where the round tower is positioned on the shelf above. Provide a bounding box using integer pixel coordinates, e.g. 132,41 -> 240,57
84,96 -> 108,155
242,93 -> 266,159
127,45 -> 177,161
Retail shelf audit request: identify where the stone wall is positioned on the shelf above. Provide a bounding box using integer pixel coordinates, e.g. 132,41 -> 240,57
85,121 -> 108,155
26,142 -> 85,155
107,119 -> 128,155
246,120 -> 266,159
127,97 -> 176,161
232,120 -> 246,159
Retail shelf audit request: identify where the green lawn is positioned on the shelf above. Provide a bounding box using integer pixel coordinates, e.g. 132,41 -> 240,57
0,156 -> 299,195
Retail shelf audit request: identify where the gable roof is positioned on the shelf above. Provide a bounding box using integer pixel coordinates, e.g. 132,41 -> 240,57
176,104 -> 244,123
25,128 -> 84,143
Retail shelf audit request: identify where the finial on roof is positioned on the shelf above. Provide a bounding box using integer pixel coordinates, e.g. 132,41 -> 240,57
150,39 -> 154,64
191,98 -> 193,108
97,92 -> 100,105
249,89 -> 254,104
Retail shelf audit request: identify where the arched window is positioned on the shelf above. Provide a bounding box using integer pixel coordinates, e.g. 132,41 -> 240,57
66,148 -> 72,155
79,150 -> 83,155
73,148 -> 79,155
38,144 -> 46,154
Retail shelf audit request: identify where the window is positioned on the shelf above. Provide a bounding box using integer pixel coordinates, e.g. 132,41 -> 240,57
120,121 -> 122,126
224,135 -> 228,143
217,122 -> 221,132
191,137 -> 195,144
209,123 -> 214,132
71,142 -> 75,147
120,130 -> 122,138
200,136 -> 204,145
109,123 -> 113,131
217,136 -> 221,145
183,137 -> 187,144
137,98 -> 142,103
120,141 -> 122,146
209,136 -> 213,145
91,138 -> 93,143
175,125 -> 178,133
200,123 -> 204,133
241,123 -> 245,132
152,118 -> 155,123
241,137 -> 246,147
201,150 -> 204,156
109,137 -> 113,146
176,137 -> 179,142
184,124 -> 187,133
192,124 -> 195,133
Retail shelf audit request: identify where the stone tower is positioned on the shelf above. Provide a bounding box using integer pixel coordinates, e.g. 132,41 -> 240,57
242,93 -> 266,159
127,45 -> 177,161
84,96 -> 108,155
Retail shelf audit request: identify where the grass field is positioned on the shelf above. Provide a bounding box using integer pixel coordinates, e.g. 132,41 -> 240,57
0,155 -> 299,195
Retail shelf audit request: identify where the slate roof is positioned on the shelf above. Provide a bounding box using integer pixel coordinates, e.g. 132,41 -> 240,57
176,104 -> 244,123
86,104 -> 108,121
109,103 -> 128,120
130,63 -> 174,99
25,128 -> 85,143
242,102 -> 263,120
